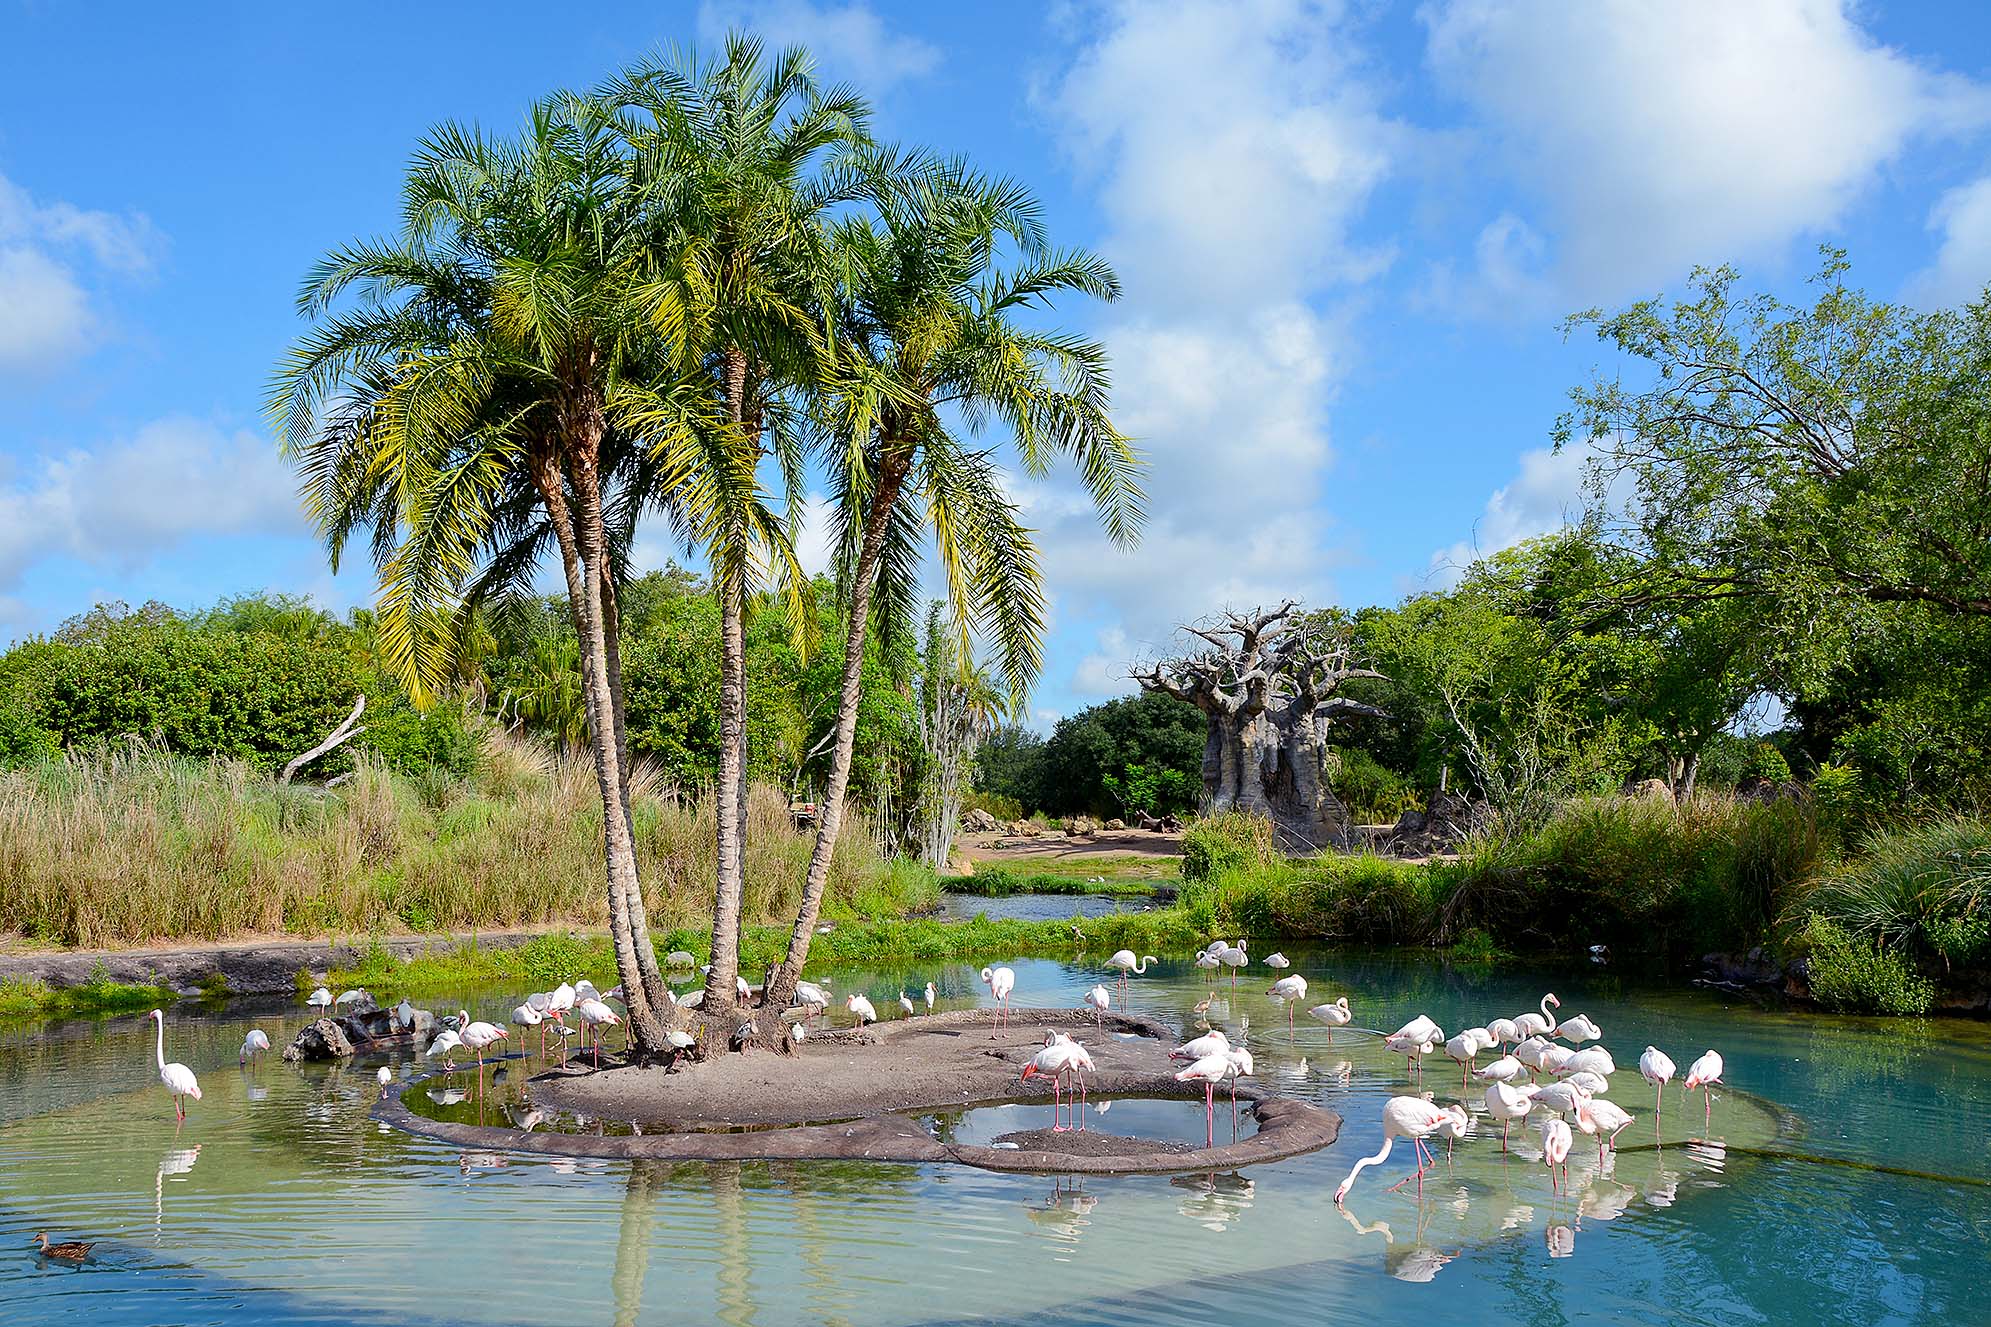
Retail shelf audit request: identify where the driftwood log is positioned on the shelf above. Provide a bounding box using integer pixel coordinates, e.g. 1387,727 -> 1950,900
280,694 -> 366,785
1133,603 -> 1387,850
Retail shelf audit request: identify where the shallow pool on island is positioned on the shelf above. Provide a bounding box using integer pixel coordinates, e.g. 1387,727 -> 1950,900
1,952 -> 1987,1325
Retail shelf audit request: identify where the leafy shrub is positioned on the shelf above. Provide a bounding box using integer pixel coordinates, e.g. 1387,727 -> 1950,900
1181,811 -> 1278,882
1331,746 -> 1421,822
962,789 -> 1023,822
1798,916 -> 1935,1015
1802,817 -> 1991,970
1450,926 -> 1511,963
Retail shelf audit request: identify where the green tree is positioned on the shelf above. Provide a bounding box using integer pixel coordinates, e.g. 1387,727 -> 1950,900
611,36 -> 869,1013
761,156 -> 1143,1014
269,91 -> 704,1053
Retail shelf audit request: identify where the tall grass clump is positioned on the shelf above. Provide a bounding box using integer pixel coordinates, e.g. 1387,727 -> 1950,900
1179,852 -> 1450,945
0,733 -> 917,947
1801,817 -> 1991,973
1450,794 -> 1822,957
1180,811 -> 1278,882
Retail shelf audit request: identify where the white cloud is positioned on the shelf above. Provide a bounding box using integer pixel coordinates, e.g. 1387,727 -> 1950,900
1909,176 -> 1991,306
1426,445 -> 1587,587
696,0 -> 939,92
1421,0 -> 1988,304
0,417 -> 300,592
1071,625 -> 1131,697
0,172 -> 158,374
1027,0 -> 1396,691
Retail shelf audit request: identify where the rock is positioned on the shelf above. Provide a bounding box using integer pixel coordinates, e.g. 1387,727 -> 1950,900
283,1017 -> 355,1061
1391,807 -> 1429,836
1629,778 -> 1674,801
947,851 -> 974,877
1064,816 -> 1096,837
1104,818 -> 1126,831
962,807 -> 1001,833
666,950 -> 698,968
1696,950 -> 1783,990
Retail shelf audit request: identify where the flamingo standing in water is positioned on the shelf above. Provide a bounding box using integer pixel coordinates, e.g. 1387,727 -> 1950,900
149,1009 -> 201,1121
1483,1080 -> 1537,1150
576,998 -> 619,1066
1541,1115 -> 1573,1193
1215,941 -> 1249,986
1574,1096 -> 1636,1160
1514,992 -> 1561,1041
1082,984 -> 1111,1026
1267,975 -> 1308,1031
455,1010 -> 508,1069
1307,997 -> 1353,1038
980,966 -> 1016,1032
1640,1046 -> 1676,1124
1333,1096 -> 1455,1203
238,1029 -> 270,1065
1174,1051 -> 1231,1148
1485,1016 -> 1521,1050
1684,1050 -> 1724,1131
512,1002 -> 544,1058
1103,950 -> 1156,995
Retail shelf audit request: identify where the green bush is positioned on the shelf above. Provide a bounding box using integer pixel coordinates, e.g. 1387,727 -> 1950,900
1798,916 -> 1935,1015
1181,811 -> 1278,882
1331,746 -> 1421,822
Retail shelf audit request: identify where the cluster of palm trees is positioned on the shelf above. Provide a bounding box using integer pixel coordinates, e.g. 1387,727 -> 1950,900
268,36 -> 1144,1058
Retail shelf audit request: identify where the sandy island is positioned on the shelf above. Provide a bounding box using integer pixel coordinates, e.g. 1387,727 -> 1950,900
376,1008 -> 1341,1175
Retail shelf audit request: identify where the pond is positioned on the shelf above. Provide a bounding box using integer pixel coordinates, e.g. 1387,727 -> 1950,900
1,950 -> 1987,1325
933,889 -> 1157,921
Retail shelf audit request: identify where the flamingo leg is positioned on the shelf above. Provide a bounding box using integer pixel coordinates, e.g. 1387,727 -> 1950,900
1501,1117 -> 1510,1151
1203,1082 -> 1215,1148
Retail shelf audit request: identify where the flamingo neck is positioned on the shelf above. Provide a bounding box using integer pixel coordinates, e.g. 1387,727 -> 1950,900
1340,1134 -> 1394,1191
1538,994 -> 1554,1023
154,1015 -> 166,1071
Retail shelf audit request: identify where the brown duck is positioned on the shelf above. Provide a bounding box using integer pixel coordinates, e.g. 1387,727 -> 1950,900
31,1232 -> 95,1261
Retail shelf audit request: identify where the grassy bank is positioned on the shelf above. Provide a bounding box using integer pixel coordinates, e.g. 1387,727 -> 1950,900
0,969 -> 177,1019
0,741 -> 934,948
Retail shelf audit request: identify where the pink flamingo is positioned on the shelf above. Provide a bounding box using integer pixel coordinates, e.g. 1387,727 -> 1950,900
1175,1050 -> 1231,1148
1333,1096 -> 1454,1203
1640,1045 -> 1676,1125
1684,1050 -> 1724,1132
980,966 -> 1016,1033
1541,1116 -> 1573,1193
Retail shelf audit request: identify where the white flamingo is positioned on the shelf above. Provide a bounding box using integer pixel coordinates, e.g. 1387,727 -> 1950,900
1307,997 -> 1352,1037
1541,1115 -> 1573,1193
1103,950 -> 1157,993
1333,1096 -> 1454,1203
1556,1046 -> 1616,1081
512,1002 -> 544,1057
980,966 -> 1016,1032
1684,1050 -> 1724,1131
1444,1030 -> 1484,1087
425,1027 -> 462,1068
238,1029 -> 270,1065
1474,1053 -> 1527,1085
1533,1080 -> 1591,1119
1514,992 -> 1561,1040
1483,1080 -> 1537,1150
1216,941 -> 1249,986
1574,1096 -> 1636,1159
1174,1051 -> 1232,1148
149,1010 -> 201,1120
1639,1045 -> 1676,1122
1171,1028 -> 1230,1062
1485,1016 -> 1521,1049
1082,984 -> 1111,1026
576,997 -> 620,1066
1263,952 -> 1290,969
455,1010 -> 508,1069
1267,975 -> 1309,1030
1553,1012 -> 1602,1044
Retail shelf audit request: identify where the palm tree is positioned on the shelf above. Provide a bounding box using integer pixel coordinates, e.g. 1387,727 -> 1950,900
758,156 -> 1144,1015
611,35 -> 870,1012
269,92 -> 706,1055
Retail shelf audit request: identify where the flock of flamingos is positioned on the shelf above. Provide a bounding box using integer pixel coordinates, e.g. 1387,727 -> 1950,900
137,940 -> 1727,1212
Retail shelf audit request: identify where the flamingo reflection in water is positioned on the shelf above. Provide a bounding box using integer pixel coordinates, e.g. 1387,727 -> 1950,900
1027,1178 -> 1098,1246
1172,1170 -> 1254,1232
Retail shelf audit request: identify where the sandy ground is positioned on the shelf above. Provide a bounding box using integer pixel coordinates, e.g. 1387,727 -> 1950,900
956,828 -> 1183,867
533,1007 -> 1193,1128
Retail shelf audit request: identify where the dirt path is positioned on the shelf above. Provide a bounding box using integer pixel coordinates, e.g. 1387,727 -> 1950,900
957,828 -> 1183,868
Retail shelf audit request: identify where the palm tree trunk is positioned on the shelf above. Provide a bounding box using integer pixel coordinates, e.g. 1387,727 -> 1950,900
762,451 -> 908,1015
601,573 -> 670,1013
562,429 -> 670,1057
706,347 -> 756,1013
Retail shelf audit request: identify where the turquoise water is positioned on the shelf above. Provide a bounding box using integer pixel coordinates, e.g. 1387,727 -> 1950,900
934,890 -> 1156,921
2,949 -> 1987,1325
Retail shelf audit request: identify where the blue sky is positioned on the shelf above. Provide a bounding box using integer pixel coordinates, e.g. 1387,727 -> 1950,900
4,1 -> 1990,726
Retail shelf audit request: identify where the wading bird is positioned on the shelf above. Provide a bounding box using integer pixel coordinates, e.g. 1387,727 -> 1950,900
575,998 -> 619,1067
1556,1046 -> 1616,1081
899,990 -> 916,1018
1541,1116 -> 1573,1194
377,1066 -> 393,1099
1474,1054 -> 1527,1086
1307,997 -> 1352,1037
980,966 -> 1016,1032
306,987 -> 333,1018
1553,1012 -> 1602,1044
1684,1050 -> 1724,1131
238,1029 -> 270,1065
924,981 -> 936,1013
1514,992 -> 1561,1040
425,1027 -> 462,1068
455,1011 -> 508,1069
846,993 -> 878,1027
1485,1016 -> 1521,1050
1574,1096 -> 1636,1159
1104,950 -> 1157,993
1267,975 -> 1309,1030
1263,952 -> 1290,970
1171,1028 -> 1230,1062
512,1002 -> 544,1056
794,980 -> 832,1028
1333,1096 -> 1456,1203
1174,1050 -> 1232,1148
149,1009 -> 201,1121
1023,1035 -> 1095,1132
1082,984 -> 1111,1026
1483,1080 -> 1537,1150
1639,1045 -> 1676,1122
